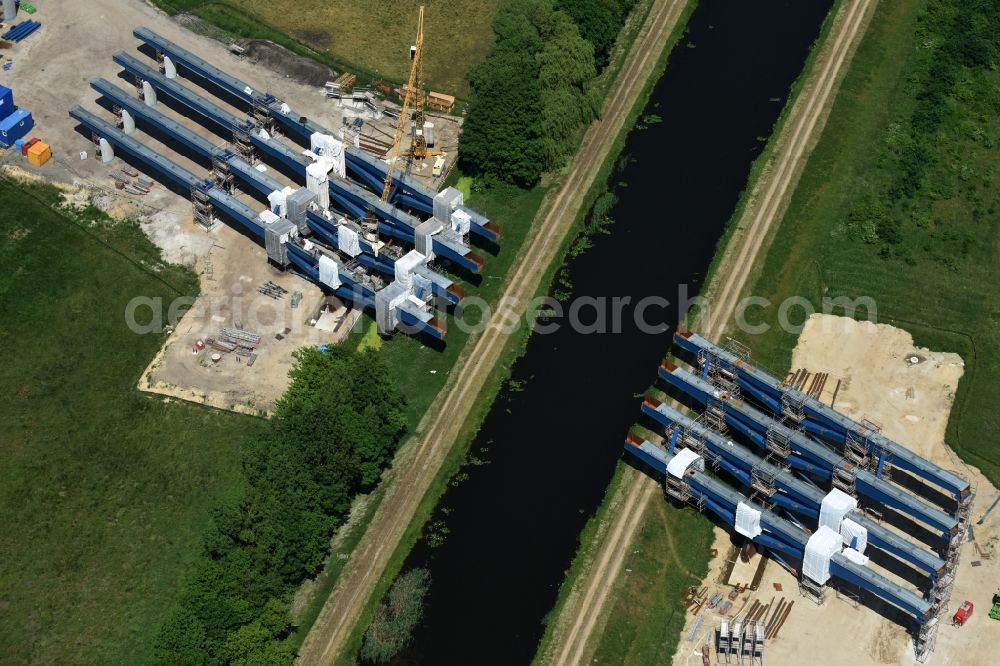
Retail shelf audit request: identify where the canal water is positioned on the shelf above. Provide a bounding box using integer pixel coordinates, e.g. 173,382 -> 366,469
393,1 -> 832,662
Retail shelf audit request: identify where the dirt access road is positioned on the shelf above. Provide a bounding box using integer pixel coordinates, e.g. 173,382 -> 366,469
543,1 -> 880,664
296,0 -> 692,662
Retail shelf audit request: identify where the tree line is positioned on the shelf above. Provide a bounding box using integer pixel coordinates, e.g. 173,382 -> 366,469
458,0 -> 638,188
154,346 -> 408,665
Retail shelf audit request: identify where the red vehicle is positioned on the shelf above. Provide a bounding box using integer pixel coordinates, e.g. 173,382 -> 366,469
953,600 -> 974,626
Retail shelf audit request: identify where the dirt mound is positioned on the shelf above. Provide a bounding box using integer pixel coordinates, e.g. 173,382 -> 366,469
241,39 -> 337,87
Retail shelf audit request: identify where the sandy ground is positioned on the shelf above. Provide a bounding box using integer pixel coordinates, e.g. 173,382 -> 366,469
541,2 -> 881,664
667,315 -> 1000,666
2,0 -> 458,410
138,222 -> 361,414
296,0 -> 694,661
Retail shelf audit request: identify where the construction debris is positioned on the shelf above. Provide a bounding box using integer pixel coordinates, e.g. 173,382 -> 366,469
221,327 -> 261,349
258,280 -> 288,300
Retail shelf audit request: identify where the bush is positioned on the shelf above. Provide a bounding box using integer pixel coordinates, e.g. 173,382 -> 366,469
360,568 -> 432,663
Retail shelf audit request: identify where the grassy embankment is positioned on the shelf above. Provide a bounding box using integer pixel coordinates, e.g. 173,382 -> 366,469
536,1 -> 854,661
0,178 -> 265,664
149,0 -> 502,95
730,0 -> 1000,487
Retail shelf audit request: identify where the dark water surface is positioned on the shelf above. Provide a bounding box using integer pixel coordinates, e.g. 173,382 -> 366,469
394,1 -> 832,662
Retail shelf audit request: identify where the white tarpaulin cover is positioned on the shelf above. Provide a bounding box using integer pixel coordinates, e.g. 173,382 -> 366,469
842,547 -> 869,567
268,189 -> 285,214
734,502 -> 763,539
803,526 -> 842,585
258,210 -> 280,226
394,250 -> 426,289
819,488 -> 858,532
318,254 -> 341,290
413,273 -> 432,300
840,518 -> 868,554
338,225 -> 362,258
305,160 -> 332,210
666,448 -> 704,480
309,132 -> 346,178
451,209 -> 472,236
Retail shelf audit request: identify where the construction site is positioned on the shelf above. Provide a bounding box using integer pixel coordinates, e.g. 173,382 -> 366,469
624,317 -> 1000,664
4,1 -> 998,663
0,0 -> 504,412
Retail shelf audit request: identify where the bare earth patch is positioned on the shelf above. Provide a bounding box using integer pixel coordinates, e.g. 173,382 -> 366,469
138,219 -> 361,415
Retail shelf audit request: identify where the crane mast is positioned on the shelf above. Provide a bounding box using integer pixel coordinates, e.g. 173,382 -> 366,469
382,5 -> 425,204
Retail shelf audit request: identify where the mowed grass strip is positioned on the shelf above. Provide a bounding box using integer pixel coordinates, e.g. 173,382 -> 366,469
588,497 -> 713,664
729,0 -> 1000,485
0,180 -> 264,665
156,0 -> 502,96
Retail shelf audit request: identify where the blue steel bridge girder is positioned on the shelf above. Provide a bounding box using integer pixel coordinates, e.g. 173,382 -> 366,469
658,362 -> 960,540
672,329 -> 970,503
623,436 -> 933,623
95,76 -> 459,306
130,27 -> 501,243
111,54 -> 413,227
105,57 -> 480,278
641,398 -> 946,580
69,105 -> 445,338
131,26 -> 433,206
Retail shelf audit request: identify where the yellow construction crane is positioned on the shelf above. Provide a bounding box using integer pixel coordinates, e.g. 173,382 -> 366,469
381,5 -> 426,204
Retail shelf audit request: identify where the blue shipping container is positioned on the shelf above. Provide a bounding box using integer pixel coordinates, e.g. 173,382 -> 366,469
0,108 -> 33,147
0,86 -> 13,121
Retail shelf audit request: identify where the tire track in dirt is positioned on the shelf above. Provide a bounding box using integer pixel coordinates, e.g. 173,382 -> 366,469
547,2 -> 878,664
297,0 -> 691,662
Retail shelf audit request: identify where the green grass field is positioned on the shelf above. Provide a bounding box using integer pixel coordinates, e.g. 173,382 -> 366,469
152,0 -> 502,96
0,180 -> 264,664
730,0 -> 1000,486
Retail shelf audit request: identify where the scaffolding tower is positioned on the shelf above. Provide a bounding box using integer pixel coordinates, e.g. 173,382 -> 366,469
251,94 -> 276,134
191,182 -> 215,229
231,121 -> 254,162
799,575 -> 826,606
211,151 -> 235,194
779,391 -> 806,424
831,464 -> 859,497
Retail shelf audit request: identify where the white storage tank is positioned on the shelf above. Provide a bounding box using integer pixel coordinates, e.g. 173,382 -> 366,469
2,0 -> 16,22
423,121 -> 435,147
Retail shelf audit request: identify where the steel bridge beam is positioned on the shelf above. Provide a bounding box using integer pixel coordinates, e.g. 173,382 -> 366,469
658,362 -> 959,539
642,399 -> 946,579
624,437 -> 933,622
673,330 -> 970,503
131,27 -> 500,242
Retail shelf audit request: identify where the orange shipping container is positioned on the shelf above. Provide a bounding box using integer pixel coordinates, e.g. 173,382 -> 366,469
27,141 -> 50,167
